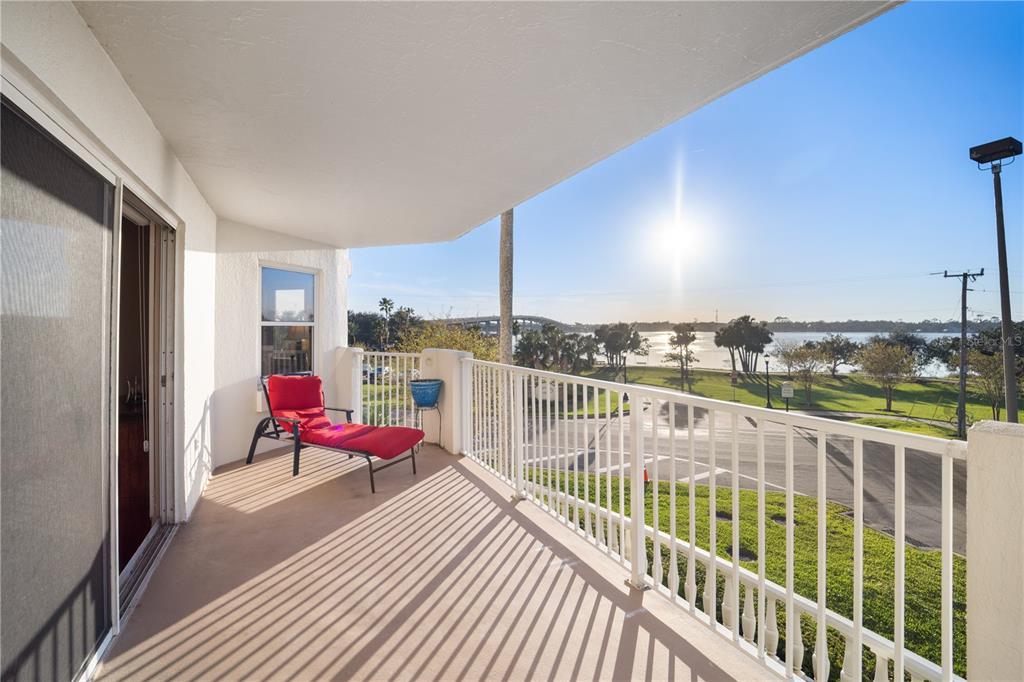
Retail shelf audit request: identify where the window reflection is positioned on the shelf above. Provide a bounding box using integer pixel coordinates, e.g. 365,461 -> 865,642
261,325 -> 313,376
261,267 -> 314,322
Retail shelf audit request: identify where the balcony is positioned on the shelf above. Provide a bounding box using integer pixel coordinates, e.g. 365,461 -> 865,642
98,444 -> 766,681
99,350 -> 1022,682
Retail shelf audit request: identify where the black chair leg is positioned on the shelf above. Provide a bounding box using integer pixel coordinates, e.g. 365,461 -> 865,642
368,463 -> 376,494
292,426 -> 302,476
246,418 -> 271,465
411,451 -> 417,475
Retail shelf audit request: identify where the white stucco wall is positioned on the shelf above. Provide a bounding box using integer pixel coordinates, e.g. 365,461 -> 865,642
1,1 -> 218,520
212,220 -> 349,468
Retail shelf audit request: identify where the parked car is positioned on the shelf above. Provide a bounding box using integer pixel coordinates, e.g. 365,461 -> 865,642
361,363 -> 392,384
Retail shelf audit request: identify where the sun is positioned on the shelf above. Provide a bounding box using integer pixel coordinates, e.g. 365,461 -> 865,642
656,216 -> 704,266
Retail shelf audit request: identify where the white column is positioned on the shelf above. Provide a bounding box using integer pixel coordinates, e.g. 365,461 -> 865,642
335,346 -> 364,423
420,348 -> 472,453
967,420 -> 1024,682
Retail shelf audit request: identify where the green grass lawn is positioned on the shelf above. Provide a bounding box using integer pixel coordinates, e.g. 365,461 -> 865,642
360,383 -> 417,425
848,417 -> 957,440
529,470 -> 965,680
581,366 -> 1020,432
559,388 -> 627,418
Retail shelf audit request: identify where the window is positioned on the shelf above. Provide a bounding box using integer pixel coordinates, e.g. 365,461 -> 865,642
261,266 -> 315,376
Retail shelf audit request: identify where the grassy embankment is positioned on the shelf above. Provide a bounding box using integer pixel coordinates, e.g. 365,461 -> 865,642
582,365 -> 1021,436
529,470 -> 965,680
362,362 -> 1020,436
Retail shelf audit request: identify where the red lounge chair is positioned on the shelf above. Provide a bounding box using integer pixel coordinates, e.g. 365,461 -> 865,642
246,374 -> 423,492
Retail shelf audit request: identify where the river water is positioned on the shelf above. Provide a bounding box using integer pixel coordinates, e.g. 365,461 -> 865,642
624,331 -> 959,378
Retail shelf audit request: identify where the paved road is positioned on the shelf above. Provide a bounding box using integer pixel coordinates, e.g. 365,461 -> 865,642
512,404 -> 965,553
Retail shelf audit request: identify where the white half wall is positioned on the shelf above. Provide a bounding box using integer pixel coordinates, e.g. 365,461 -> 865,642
1,0 -> 218,520
212,220 -> 349,468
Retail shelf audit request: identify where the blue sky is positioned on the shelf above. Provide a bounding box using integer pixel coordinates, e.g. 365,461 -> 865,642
350,1 -> 1023,324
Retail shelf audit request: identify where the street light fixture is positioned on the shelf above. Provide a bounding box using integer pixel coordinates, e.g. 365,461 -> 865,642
764,355 -> 773,409
970,136 -> 1021,423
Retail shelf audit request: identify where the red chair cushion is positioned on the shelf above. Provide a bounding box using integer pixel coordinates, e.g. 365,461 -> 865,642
266,374 -> 325,410
274,407 -> 332,434
308,426 -> 424,460
301,422 -> 377,448
266,375 -> 329,433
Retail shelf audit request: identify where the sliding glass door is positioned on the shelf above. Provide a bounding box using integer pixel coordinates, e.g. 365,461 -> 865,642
1,97 -> 114,681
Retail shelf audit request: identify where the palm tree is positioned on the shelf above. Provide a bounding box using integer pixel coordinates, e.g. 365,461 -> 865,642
378,297 -> 395,348
560,333 -> 599,374
539,324 -> 565,370
667,323 -> 697,389
514,330 -> 546,369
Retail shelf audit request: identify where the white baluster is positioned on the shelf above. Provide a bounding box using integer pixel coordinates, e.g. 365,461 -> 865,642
721,575 -> 735,629
609,519 -> 619,554
813,618 -> 830,681
653,542 -> 663,588
742,583 -> 756,642
668,553 -> 680,601
685,556 -> 696,607
840,634 -> 859,682
871,650 -> 889,682
791,606 -> 804,675
704,559 -> 717,623
583,386 -> 592,538
765,598 -> 779,658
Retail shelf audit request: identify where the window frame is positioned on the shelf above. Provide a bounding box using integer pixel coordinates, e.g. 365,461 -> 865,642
258,262 -> 320,377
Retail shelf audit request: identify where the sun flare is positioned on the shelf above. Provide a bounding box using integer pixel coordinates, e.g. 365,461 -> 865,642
653,216 -> 705,267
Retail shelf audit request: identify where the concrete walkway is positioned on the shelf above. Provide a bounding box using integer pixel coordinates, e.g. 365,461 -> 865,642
99,446 -> 769,681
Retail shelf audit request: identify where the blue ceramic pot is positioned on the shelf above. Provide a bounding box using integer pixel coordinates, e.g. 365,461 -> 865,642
410,379 -> 442,408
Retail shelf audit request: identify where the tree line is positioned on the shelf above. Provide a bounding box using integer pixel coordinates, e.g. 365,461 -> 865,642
771,324 -> 1023,418
350,300 -> 1021,420
348,298 -> 499,361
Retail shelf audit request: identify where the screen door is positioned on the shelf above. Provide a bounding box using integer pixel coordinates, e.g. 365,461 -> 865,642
1,97 -> 114,681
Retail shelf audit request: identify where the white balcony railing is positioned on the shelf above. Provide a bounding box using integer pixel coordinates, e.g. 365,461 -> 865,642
359,351 -> 421,428
462,358 -> 967,682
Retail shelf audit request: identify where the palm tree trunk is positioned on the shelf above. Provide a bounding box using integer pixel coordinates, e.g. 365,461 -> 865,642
499,209 -> 514,365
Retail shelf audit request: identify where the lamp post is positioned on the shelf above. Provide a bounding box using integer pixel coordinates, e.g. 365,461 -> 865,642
765,356 -> 773,409
970,137 -> 1021,423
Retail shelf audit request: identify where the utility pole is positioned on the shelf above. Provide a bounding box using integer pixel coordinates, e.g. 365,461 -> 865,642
944,269 -> 984,438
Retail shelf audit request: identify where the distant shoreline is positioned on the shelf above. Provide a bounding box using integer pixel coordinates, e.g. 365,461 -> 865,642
585,319 -> 999,333
440,315 -> 1000,335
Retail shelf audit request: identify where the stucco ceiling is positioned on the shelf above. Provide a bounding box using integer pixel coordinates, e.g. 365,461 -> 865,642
75,1 -> 892,248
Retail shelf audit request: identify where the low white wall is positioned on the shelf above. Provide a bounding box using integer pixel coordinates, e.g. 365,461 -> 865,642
335,347 -> 364,424
1,1 -> 218,520
419,349 -> 471,454
967,421 -> 1024,681
212,220 -> 350,468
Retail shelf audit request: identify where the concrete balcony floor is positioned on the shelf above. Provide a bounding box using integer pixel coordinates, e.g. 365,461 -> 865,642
99,444 -> 769,681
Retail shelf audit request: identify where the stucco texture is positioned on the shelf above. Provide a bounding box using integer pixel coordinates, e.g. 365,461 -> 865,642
212,220 -> 349,468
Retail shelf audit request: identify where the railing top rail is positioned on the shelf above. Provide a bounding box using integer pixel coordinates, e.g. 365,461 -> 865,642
465,358 -> 967,460
361,351 -> 421,359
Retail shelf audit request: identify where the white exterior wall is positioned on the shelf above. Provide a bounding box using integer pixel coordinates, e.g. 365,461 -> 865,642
1,1 -> 218,519
967,421 -> 1024,681
212,221 -> 349,468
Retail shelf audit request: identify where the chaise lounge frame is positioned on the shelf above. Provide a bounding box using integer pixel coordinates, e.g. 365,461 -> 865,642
246,373 -> 417,493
